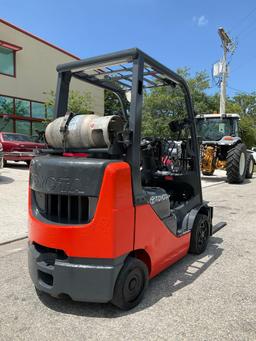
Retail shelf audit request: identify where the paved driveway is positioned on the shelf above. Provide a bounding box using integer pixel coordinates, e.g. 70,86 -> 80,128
0,166 -> 255,340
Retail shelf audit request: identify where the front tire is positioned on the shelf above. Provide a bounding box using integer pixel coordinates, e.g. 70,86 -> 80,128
111,257 -> 148,310
189,213 -> 209,254
245,154 -> 254,179
226,143 -> 247,184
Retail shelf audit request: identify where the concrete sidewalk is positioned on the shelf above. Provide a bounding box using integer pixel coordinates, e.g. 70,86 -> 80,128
0,163 -> 29,244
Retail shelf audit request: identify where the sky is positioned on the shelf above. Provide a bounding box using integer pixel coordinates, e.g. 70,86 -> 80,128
1,0 -> 256,97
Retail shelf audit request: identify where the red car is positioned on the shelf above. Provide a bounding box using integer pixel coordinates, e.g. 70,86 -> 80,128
0,132 -> 46,166
0,142 -> 3,173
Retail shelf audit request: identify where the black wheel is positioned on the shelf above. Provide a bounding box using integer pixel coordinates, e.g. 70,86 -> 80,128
202,170 -> 214,176
3,160 -> 7,167
245,154 -> 254,179
226,143 -> 247,184
111,257 -> 148,310
34,286 -> 45,298
189,213 -> 209,254
35,286 -> 41,295
26,160 -> 31,167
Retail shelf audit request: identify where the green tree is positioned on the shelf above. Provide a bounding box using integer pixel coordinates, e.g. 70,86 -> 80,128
177,68 -> 213,113
226,92 -> 256,147
233,92 -> 256,116
239,115 -> 256,147
46,90 -> 92,115
105,90 -> 123,116
141,67 -> 256,147
142,67 -> 212,137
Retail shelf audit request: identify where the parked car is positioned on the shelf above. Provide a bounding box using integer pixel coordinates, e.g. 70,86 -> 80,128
0,142 -> 3,173
0,132 -> 46,167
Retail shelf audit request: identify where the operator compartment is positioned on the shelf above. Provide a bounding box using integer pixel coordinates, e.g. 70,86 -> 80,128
140,127 -> 199,211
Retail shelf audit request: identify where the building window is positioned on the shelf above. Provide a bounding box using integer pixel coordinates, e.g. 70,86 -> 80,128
32,102 -> 46,119
46,105 -> 54,119
0,46 -> 15,76
15,99 -> 30,117
0,95 -> 14,115
0,117 -> 13,132
0,94 -> 49,136
32,121 -> 45,135
15,120 -> 31,135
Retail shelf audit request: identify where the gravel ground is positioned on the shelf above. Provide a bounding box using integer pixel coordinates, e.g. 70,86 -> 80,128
0,168 -> 255,340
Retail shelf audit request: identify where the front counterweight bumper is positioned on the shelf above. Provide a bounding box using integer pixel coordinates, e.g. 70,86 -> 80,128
28,242 -> 126,303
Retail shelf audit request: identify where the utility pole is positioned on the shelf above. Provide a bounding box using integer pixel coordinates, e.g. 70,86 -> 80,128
218,27 -> 234,115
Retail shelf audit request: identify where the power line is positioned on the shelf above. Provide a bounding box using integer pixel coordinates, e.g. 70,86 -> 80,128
227,23 -> 256,77
235,18 -> 256,39
225,6 -> 256,70
211,7 -> 256,99
223,8 -> 256,86
227,85 -> 251,94
232,54 -> 256,73
229,5 -> 256,34
237,24 -> 256,45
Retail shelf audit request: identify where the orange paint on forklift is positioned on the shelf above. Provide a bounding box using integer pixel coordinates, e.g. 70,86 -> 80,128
134,205 -> 191,278
28,162 -> 135,259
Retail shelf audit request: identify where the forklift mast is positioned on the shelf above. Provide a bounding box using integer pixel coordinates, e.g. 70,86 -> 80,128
53,48 -> 202,205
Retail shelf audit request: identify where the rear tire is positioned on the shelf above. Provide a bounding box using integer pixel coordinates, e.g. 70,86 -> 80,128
189,213 -> 209,254
245,154 -> 254,179
111,257 -> 148,310
226,143 -> 247,184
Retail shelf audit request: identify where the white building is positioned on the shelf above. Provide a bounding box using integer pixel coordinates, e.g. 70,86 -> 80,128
0,18 -> 104,135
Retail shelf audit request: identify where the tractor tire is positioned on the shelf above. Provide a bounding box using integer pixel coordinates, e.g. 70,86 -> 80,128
111,257 -> 148,310
226,143 -> 247,184
245,154 -> 254,179
202,170 -> 215,176
189,213 -> 209,255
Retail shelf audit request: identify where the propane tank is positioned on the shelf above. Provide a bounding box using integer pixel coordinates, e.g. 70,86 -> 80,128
45,114 -> 124,149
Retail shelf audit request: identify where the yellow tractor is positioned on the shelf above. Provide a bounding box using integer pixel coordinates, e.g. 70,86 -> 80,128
196,113 -> 254,184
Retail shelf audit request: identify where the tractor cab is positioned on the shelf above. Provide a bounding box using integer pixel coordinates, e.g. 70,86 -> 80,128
196,113 -> 240,143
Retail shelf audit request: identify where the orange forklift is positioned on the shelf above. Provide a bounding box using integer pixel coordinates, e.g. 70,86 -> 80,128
28,49 -> 225,310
